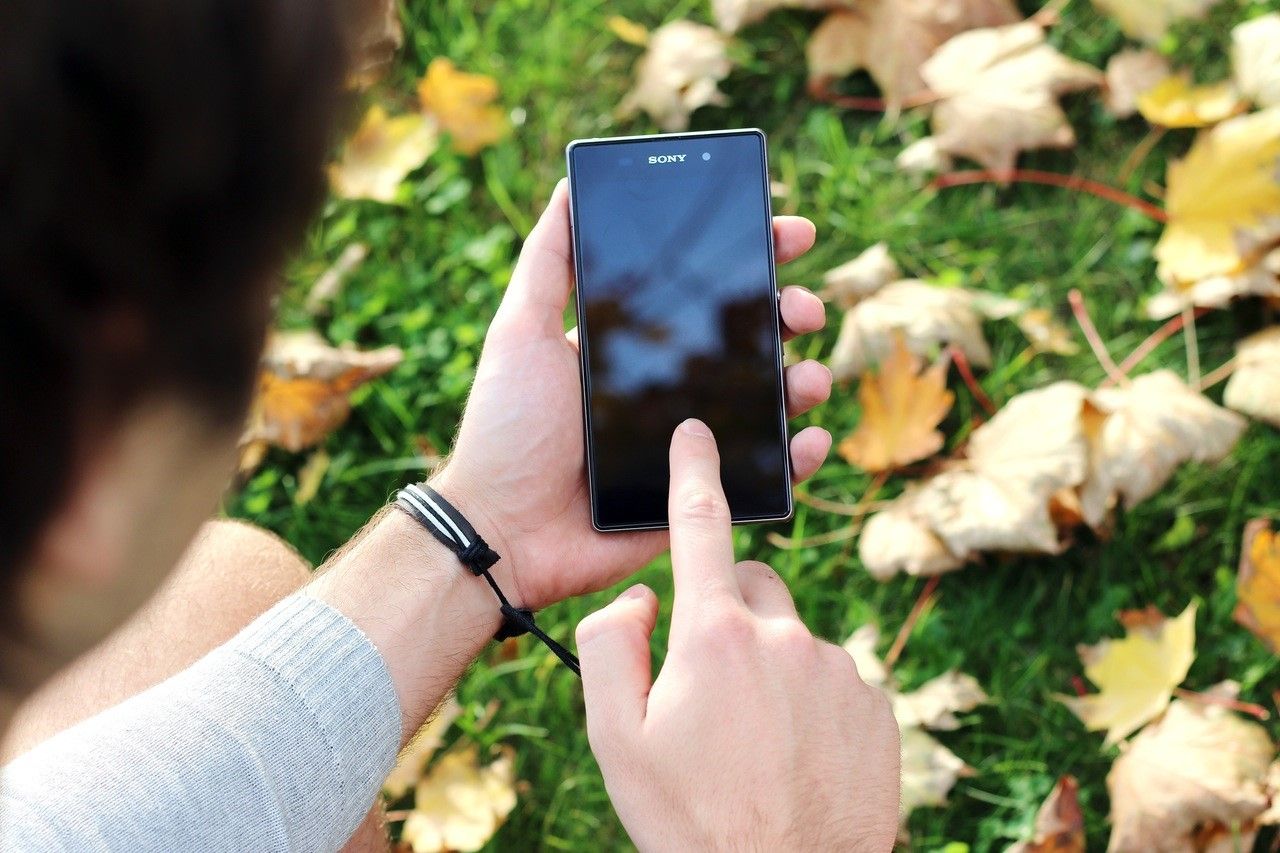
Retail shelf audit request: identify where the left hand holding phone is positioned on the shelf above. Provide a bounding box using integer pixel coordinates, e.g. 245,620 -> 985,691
433,180 -> 835,610
576,419 -> 901,851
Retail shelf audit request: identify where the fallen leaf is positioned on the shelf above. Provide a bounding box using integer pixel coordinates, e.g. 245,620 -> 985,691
619,21 -> 733,131
912,382 -> 1091,558
828,279 -> 997,380
1235,519 -> 1280,653
893,670 -> 986,731
1078,371 -> 1246,528
401,745 -> 517,853
1104,49 -> 1172,118
805,0 -> 1021,111
820,242 -> 901,308
239,331 -> 404,467
839,336 -> 954,473
1090,0 -> 1221,45
919,22 -> 1102,173
1146,245 -> 1280,317
896,135 -> 954,176
328,106 -> 439,203
859,490 -> 966,581
1225,326 -> 1280,427
1233,13 -> 1280,109
1017,308 -> 1079,356
1059,603 -> 1196,746
841,624 -> 889,688
1154,108 -> 1280,287
607,14 -> 649,46
1007,776 -> 1085,853
1108,695 -> 1272,852
901,727 -> 969,816
307,243 -> 369,314
1136,75 -> 1245,128
384,696 -> 462,800
344,0 -> 403,88
713,0 -> 847,34
293,450 -> 330,506
417,59 -> 508,155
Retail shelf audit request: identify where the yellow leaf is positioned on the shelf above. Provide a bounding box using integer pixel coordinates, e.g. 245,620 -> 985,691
1155,108 -> 1280,286
417,59 -> 508,155
1103,48 -> 1171,118
1108,693 -> 1273,852
1234,520 -> 1280,653
1059,603 -> 1196,747
839,336 -> 953,473
239,331 -> 403,464
328,105 -> 438,203
619,21 -> 732,132
1016,308 -> 1079,356
1225,326 -> 1280,428
1008,776 -> 1085,853
383,696 -> 462,801
401,745 -> 517,853
1136,75 -> 1245,128
804,0 -> 1021,111
606,15 -> 649,46
1233,13 -> 1280,109
1090,0 -> 1220,44
921,22 -> 1102,174
292,450 -> 330,506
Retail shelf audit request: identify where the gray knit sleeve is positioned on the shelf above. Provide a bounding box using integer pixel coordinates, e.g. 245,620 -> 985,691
0,593 -> 402,852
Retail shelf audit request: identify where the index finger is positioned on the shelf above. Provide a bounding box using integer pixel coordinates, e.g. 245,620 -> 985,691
668,419 -> 740,610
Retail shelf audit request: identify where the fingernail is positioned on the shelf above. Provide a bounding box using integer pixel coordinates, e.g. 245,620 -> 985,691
621,584 -> 650,601
821,363 -> 833,384
679,418 -> 712,438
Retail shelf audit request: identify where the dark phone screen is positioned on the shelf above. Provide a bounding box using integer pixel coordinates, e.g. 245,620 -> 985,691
568,132 -> 790,530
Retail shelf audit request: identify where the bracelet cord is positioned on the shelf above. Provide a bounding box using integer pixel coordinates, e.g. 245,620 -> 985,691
394,483 -> 581,677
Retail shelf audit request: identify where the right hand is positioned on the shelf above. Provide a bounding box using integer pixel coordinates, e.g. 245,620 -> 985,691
577,419 -> 901,851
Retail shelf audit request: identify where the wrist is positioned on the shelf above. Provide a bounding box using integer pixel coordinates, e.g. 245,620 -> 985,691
429,468 -> 528,608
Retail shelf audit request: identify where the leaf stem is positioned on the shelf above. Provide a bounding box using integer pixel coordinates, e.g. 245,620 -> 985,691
948,344 -> 997,415
806,79 -> 938,112
932,169 -> 1168,223
1182,305 -> 1201,387
1173,687 -> 1270,721
1105,307 -> 1211,386
794,490 -> 892,516
1196,358 -> 1237,392
1068,289 -> 1129,386
773,472 -> 888,549
884,575 -> 941,670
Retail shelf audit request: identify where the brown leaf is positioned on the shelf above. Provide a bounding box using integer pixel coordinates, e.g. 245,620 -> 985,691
1234,519 -> 1280,653
806,0 -> 1021,111
619,21 -> 733,131
1108,696 -> 1273,852
328,106 -> 438,203
1008,776 -> 1085,853
239,331 -> 403,469
713,0 -> 848,34
920,22 -> 1102,173
306,243 -> 369,314
839,335 -> 954,473
1104,49 -> 1171,118
417,59 -> 508,155
343,0 -> 403,89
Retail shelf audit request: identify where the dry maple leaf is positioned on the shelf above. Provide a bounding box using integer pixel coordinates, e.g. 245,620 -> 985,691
1146,244 -> 1280,318
805,0 -> 1021,111
1225,326 -> 1280,428
1059,602 -> 1196,747
859,490 -> 965,580
239,331 -> 404,470
1107,693 -> 1273,853
401,745 -> 517,853
618,21 -> 732,132
828,279 -> 998,380
1136,76 -> 1245,128
1017,308 -> 1079,356
892,670 -> 987,731
417,59 -> 508,156
1078,371 -> 1246,529
1154,108 -> 1280,287
919,22 -> 1102,174
328,106 -> 439,203
1104,48 -> 1172,118
343,0 -> 403,89
896,136 -> 954,176
839,336 -> 954,473
383,696 -> 462,800
1234,13 -> 1280,109
714,0 -> 846,34
1234,519 -> 1280,653
820,242 -> 901,308
1007,776 -> 1085,853
1091,0 -> 1220,45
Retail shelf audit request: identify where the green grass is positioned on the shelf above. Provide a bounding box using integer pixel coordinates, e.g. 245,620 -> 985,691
229,0 -> 1280,848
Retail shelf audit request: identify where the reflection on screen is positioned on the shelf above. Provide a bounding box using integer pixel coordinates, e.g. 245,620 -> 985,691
570,133 -> 790,529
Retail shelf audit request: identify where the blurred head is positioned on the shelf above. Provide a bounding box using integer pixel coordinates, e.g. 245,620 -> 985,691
0,0 -> 352,698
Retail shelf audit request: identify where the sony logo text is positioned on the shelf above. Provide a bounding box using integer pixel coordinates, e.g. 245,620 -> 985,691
648,154 -> 687,164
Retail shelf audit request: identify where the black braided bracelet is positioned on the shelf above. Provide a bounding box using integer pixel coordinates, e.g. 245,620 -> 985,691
394,483 -> 581,677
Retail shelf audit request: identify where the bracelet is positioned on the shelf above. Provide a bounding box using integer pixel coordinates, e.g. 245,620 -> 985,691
394,483 -> 581,677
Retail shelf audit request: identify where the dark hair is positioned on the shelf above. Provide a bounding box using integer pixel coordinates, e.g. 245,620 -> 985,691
0,0 -> 351,575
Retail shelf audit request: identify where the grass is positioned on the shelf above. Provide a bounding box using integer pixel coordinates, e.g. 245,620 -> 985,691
228,0 -> 1280,848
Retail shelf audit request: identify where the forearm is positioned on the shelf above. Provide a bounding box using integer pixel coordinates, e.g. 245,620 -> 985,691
305,486 -> 505,743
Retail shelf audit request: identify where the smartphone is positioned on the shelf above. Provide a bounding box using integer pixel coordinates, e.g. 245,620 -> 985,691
565,128 -> 792,532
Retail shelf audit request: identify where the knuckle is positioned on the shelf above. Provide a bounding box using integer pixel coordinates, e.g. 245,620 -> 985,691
702,604 -> 756,651
769,619 -> 816,656
676,488 -> 730,523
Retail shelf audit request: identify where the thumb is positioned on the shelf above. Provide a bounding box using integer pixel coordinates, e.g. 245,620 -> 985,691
577,584 -> 659,746
497,178 -> 573,333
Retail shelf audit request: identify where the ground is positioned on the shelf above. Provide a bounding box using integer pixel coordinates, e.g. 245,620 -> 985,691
229,0 -> 1280,848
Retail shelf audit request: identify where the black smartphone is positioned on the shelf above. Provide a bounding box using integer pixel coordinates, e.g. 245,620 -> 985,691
565,128 -> 792,532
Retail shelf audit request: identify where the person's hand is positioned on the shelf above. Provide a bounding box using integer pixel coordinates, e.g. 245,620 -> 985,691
576,420 -> 901,851
433,180 -> 833,608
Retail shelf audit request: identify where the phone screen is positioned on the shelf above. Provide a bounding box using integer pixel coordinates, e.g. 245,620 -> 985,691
567,130 -> 791,531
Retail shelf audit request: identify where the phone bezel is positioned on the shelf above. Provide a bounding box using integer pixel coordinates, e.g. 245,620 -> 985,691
564,128 -> 794,533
